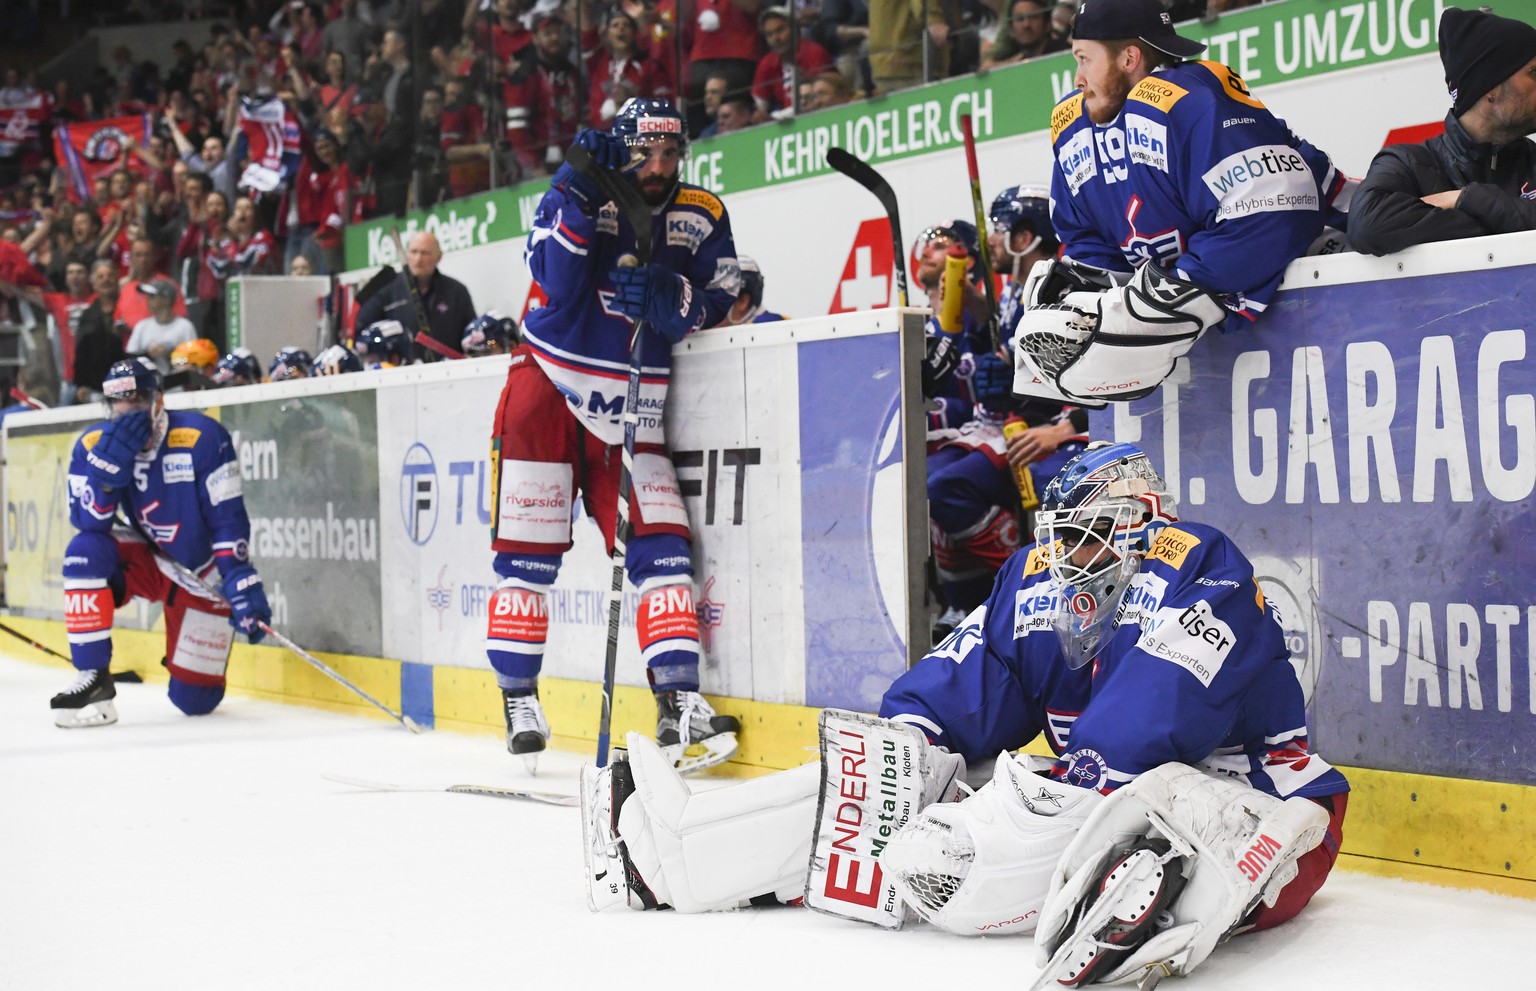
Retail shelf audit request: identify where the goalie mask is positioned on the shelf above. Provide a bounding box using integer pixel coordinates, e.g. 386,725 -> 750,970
1035,442 -> 1177,668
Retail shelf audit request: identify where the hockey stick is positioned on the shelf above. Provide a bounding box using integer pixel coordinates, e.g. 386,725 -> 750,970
565,143 -> 651,770
960,114 -> 1003,352
414,330 -> 464,361
141,543 -> 422,733
389,226 -> 464,361
826,147 -> 908,307
0,620 -> 72,662
323,773 -> 579,807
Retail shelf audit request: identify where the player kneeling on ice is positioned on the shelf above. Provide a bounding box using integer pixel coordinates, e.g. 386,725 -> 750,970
486,98 -> 742,772
583,442 -> 1347,986
52,358 -> 272,727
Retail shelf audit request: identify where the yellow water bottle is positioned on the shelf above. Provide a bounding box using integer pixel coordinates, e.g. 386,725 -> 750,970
1002,417 -> 1040,511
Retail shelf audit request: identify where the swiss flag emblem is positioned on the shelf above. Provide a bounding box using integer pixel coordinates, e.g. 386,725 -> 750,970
521,279 -> 549,321
829,218 -> 896,314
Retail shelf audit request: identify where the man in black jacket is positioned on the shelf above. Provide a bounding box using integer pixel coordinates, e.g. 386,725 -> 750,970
355,230 -> 478,361
1349,7 -> 1536,254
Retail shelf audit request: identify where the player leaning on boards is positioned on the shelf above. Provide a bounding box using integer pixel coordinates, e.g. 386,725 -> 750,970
485,99 -> 743,771
1013,0 -> 1353,407
51,358 -> 272,727
583,443 -> 1348,987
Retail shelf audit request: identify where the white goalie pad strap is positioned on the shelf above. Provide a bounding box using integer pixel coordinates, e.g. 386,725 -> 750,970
1033,763 -> 1330,984
880,754 -> 1102,936
804,709 -> 961,929
617,733 -> 819,913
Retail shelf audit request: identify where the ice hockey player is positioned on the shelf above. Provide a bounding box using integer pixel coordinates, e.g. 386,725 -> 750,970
914,219 -> 992,441
51,358 -> 271,727
461,312 -> 518,356
212,347 -> 263,387
929,187 -> 1089,631
713,256 -> 785,326
1015,0 -> 1352,405
584,442 -> 1348,987
353,320 -> 415,369
268,346 -> 314,381
486,98 -> 742,771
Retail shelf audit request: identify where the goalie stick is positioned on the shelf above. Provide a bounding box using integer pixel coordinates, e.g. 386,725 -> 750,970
564,143 -> 652,771
826,147 -> 909,307
323,773 -> 579,807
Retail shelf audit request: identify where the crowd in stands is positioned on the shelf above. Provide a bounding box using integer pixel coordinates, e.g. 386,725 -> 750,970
0,0 -> 1271,410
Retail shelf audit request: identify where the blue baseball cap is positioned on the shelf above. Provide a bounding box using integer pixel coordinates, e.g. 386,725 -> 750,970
1071,0 -> 1206,59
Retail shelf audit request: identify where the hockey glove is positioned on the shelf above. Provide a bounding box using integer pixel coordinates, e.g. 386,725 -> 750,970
971,350 -> 1014,412
551,130 -> 628,214
920,332 -> 960,397
610,264 -> 706,343
220,564 -> 271,644
84,410 -> 152,491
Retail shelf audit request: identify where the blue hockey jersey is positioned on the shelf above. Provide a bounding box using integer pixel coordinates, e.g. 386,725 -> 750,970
68,409 -> 253,578
881,521 -> 1347,801
522,181 -> 740,447
1049,60 -> 1352,319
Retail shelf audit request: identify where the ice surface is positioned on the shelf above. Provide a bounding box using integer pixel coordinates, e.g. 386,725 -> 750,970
3,658 -> 1529,989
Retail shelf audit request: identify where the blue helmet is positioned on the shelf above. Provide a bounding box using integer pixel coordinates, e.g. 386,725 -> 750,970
611,97 -> 688,152
354,319 -> 413,367
461,311 -> 517,355
1035,442 -> 1178,668
268,346 -> 314,381
103,357 -> 162,403
737,256 -> 764,309
314,344 -> 364,375
212,347 -> 262,386
990,185 -> 1058,257
916,219 -> 980,260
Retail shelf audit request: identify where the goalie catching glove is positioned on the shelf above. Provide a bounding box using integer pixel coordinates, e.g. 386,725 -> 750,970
1013,260 -> 1227,407
1030,763 -> 1330,988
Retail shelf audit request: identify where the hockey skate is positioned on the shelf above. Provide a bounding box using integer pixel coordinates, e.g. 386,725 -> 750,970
502,689 -> 550,774
1032,838 -> 1190,990
51,668 -> 118,728
579,750 -> 660,912
654,689 -> 739,774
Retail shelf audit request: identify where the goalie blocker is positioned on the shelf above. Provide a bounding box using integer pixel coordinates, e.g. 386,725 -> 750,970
1012,259 -> 1227,407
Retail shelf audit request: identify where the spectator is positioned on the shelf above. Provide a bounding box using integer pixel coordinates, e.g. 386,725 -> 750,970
1049,0 -> 1074,46
414,85 -> 449,207
289,254 -> 315,276
167,114 -> 240,207
440,77 -> 492,199
72,261 -> 127,404
41,260 -> 96,400
982,0 -> 1064,70
175,190 -> 233,347
811,0 -> 871,94
318,52 -> 358,119
1349,7 -> 1536,255
217,196 -> 279,279
289,129 -> 351,274
588,9 -> 674,128
117,237 -> 189,331
687,0 -> 763,132
127,276 -> 197,374
715,91 -> 755,133
464,0 -> 535,82
694,72 -> 731,138
352,87 -> 411,217
869,0 -> 950,93
623,0 -> 684,102
806,68 -> 854,110
505,12 -> 583,175
355,231 -> 477,360
752,5 -> 833,116
367,28 -> 416,124
47,208 -> 104,290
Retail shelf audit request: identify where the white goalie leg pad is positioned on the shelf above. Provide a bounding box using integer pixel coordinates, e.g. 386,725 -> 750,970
1033,763 -> 1330,985
804,709 -> 966,929
616,732 -> 820,913
879,753 -> 1103,936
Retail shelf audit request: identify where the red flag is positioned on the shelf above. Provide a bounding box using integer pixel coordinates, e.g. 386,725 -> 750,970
52,114 -> 154,204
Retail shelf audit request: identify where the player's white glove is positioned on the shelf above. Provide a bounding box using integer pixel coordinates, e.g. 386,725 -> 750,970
1014,262 -> 1226,407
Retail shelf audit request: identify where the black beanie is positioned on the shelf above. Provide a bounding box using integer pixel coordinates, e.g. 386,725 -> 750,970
1440,6 -> 1536,117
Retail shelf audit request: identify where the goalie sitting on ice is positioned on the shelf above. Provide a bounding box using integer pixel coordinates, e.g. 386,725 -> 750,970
583,442 -> 1348,987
